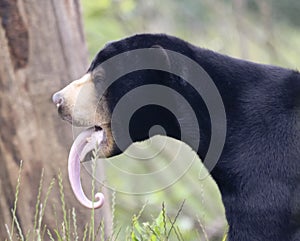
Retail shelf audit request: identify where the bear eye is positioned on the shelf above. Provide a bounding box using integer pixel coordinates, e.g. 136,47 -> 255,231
91,67 -> 105,83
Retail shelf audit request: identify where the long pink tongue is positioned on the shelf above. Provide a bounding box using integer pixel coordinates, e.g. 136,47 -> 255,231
68,128 -> 105,209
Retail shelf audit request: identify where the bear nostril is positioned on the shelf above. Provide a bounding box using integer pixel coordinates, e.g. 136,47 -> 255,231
52,92 -> 64,106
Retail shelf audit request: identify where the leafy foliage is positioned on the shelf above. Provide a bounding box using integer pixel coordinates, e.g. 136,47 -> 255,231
4,162 -> 227,240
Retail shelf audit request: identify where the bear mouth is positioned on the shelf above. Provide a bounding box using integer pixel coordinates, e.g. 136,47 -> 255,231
94,125 -> 102,132
71,125 -> 104,163
67,125 -> 105,209
56,104 -> 105,161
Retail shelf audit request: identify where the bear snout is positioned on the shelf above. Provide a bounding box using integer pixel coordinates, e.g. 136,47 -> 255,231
52,91 -> 64,107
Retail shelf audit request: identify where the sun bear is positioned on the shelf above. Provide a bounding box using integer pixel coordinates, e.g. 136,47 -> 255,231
52,33 -> 300,241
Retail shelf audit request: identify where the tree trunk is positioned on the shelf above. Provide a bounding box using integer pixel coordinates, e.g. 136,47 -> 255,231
0,0 -> 111,239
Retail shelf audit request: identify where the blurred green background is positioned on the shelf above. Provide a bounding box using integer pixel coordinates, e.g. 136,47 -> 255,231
80,1 -> 300,240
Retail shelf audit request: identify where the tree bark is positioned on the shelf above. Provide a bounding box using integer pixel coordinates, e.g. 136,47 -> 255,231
0,0 -> 111,238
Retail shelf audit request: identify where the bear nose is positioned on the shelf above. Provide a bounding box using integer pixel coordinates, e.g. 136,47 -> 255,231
52,92 -> 64,107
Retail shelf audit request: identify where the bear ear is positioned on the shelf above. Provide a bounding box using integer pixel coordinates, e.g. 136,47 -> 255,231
150,45 -> 171,70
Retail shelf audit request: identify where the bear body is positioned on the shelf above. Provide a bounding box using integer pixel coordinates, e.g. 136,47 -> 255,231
53,33 -> 300,240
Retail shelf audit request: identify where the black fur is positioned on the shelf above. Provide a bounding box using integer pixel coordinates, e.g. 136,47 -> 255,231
89,33 -> 300,240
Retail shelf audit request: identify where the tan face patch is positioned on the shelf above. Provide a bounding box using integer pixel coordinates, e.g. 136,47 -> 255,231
73,73 -> 93,87
54,72 -> 116,156
56,73 -> 98,126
